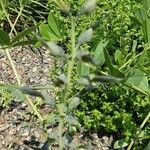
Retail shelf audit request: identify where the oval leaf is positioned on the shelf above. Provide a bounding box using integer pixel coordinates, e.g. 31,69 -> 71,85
11,25 -> 38,44
39,23 -> 59,41
48,13 -> 61,38
94,40 -> 108,66
77,28 -> 93,46
77,60 -> 90,77
68,97 -> 80,110
46,41 -> 65,57
114,139 -> 128,149
125,68 -> 149,93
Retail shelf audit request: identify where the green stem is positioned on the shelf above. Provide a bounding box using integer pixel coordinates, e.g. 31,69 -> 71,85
57,17 -> 77,149
5,48 -> 21,86
65,18 -> 77,98
119,53 -> 141,70
25,95 -> 43,122
58,117 -> 64,150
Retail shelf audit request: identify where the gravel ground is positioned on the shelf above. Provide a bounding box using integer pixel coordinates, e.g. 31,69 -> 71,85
0,47 -> 114,149
0,47 -> 53,86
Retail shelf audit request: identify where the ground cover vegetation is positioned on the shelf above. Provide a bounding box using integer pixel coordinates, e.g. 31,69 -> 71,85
0,0 -> 150,149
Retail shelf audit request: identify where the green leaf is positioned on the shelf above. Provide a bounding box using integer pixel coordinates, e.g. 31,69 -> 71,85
39,23 -> 59,41
11,39 -> 37,47
77,28 -> 93,46
135,9 -> 145,24
0,30 -> 10,45
137,47 -> 148,66
114,139 -> 128,149
48,13 -> 61,38
68,97 -> 80,110
66,115 -> 80,127
77,77 -> 90,85
19,87 -> 44,98
77,60 -> 90,77
146,19 -> 150,44
46,41 -> 65,57
115,50 -> 123,65
33,41 -> 42,49
57,104 -> 67,117
125,68 -> 149,93
12,89 -> 26,102
94,40 -> 108,66
48,130 -> 59,140
42,91 -> 55,106
138,130 -> 150,140
11,25 -> 38,44
143,0 -> 150,11
104,49 -> 124,77
45,113 -> 59,125
104,48 -> 114,68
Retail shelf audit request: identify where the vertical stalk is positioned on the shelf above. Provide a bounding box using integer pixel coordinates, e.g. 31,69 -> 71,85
66,17 -> 77,97
5,49 -> 21,86
58,17 -> 77,149
58,117 -> 64,150
25,95 -> 43,122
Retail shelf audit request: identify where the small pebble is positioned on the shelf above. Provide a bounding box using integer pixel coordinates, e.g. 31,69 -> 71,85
22,130 -> 30,137
33,66 -> 38,72
9,128 -> 17,135
0,135 -> 4,140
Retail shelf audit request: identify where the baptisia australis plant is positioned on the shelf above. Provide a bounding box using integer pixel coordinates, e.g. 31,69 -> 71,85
0,0 -> 149,149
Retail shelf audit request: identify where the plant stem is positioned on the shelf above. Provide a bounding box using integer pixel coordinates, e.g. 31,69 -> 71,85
119,52 -> 141,70
65,17 -> 77,98
5,48 -> 21,86
127,112 -> 150,150
25,95 -> 43,122
57,17 -> 77,149
58,117 -> 64,150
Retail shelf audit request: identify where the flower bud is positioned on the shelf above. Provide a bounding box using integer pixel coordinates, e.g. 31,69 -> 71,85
79,0 -> 96,15
77,28 -> 93,46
